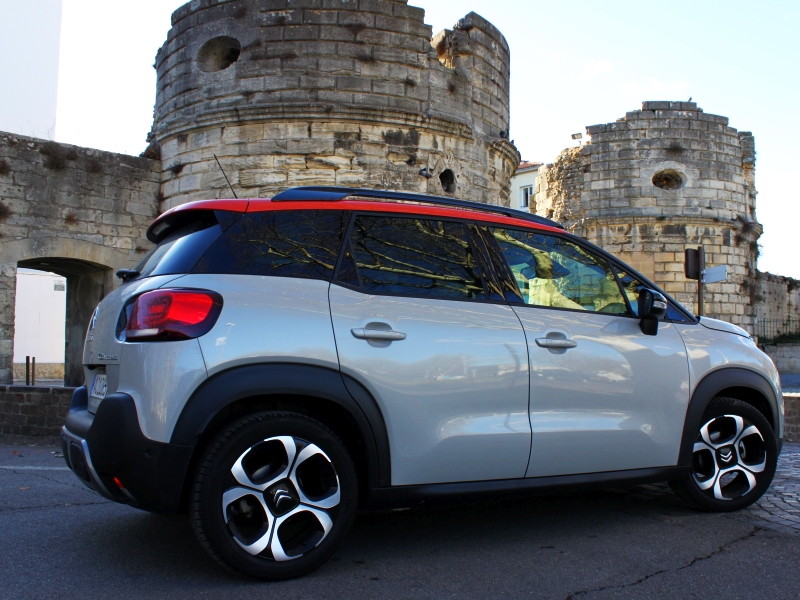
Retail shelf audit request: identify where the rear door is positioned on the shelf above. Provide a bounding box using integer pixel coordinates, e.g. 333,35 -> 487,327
329,214 -> 530,486
488,227 -> 690,478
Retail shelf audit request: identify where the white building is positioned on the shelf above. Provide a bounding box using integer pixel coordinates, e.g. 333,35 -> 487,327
13,269 -> 67,375
509,161 -> 542,212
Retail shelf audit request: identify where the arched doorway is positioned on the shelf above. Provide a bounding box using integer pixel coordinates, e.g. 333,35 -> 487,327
17,258 -> 112,386
1,237 -> 134,387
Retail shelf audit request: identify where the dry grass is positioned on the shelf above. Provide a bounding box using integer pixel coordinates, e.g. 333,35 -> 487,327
135,245 -> 150,254
64,211 -> 78,226
0,201 -> 12,222
344,23 -> 367,36
168,163 -> 185,175
0,159 -> 10,176
86,158 -> 103,174
40,141 -> 77,170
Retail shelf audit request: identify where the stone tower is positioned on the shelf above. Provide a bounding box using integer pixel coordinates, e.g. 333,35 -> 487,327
150,0 -> 520,211
534,101 -> 761,330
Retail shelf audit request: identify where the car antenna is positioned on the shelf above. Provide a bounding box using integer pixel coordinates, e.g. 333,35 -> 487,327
214,154 -> 238,199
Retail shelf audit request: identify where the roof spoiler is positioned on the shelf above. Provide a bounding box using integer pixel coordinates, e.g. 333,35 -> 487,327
271,186 -> 565,230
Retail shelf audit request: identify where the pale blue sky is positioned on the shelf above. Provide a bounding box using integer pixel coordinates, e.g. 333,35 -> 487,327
51,1 -> 800,277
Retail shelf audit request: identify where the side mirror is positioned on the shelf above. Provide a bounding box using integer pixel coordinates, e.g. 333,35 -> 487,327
638,288 -> 668,336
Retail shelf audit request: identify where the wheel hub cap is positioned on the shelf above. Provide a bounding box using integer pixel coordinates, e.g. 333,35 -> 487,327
222,436 -> 340,561
691,414 -> 767,501
267,482 -> 299,516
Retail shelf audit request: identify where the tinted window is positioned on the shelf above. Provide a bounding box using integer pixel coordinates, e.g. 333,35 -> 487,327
339,216 -> 485,300
471,225 -> 524,303
194,210 -> 348,281
135,213 -> 222,279
613,266 -> 692,321
492,228 -> 628,313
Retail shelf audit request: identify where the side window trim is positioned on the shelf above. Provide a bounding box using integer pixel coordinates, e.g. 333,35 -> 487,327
469,223 -> 524,304
332,211 -> 356,282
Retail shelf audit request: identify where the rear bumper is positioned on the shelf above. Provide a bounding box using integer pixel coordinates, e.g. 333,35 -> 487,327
61,386 -> 195,514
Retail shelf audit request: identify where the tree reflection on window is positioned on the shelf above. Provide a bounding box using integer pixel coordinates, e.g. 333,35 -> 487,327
193,211 -> 348,280
492,228 -> 628,313
342,216 -> 485,300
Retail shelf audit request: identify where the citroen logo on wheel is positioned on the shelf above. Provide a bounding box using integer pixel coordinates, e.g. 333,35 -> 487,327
273,489 -> 294,511
720,449 -> 733,463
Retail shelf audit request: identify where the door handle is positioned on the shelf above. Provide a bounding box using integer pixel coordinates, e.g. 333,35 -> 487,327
535,338 -> 577,349
351,328 -> 407,341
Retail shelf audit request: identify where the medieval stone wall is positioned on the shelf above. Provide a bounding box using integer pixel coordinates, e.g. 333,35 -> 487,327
533,102 -> 763,330
0,133 -> 160,384
755,272 -> 800,323
151,0 -> 519,210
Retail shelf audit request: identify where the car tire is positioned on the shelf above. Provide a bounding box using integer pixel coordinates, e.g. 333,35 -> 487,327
669,396 -> 778,512
191,411 -> 358,580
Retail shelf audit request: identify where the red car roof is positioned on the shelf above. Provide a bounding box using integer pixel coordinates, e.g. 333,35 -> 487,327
148,197 -> 566,242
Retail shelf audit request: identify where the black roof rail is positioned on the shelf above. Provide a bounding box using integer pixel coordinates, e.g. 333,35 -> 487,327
271,186 -> 565,230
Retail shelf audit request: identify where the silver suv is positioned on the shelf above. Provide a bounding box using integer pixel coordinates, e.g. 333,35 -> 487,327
62,186 -> 784,580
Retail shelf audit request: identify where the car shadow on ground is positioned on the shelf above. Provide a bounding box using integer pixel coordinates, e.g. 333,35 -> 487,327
84,483 -> 696,583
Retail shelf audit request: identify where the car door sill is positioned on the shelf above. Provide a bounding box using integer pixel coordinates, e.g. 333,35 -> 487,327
366,466 -> 689,510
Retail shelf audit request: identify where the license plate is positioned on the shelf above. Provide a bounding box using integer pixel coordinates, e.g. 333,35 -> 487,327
90,373 -> 108,400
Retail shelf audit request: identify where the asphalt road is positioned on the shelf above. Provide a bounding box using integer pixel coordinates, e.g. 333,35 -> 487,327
2,444 -> 799,600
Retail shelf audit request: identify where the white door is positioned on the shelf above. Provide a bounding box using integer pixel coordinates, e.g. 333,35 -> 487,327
489,227 -> 691,477
329,215 -> 531,486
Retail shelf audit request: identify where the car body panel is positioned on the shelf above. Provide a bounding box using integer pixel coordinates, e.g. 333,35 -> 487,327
699,316 -> 749,337
329,284 -> 531,486
82,274 -> 188,402
117,339 -> 208,443
675,322 -> 783,437
176,275 -> 340,377
513,307 -> 691,477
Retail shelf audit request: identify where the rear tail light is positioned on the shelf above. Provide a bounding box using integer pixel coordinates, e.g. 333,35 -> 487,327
126,289 -> 223,341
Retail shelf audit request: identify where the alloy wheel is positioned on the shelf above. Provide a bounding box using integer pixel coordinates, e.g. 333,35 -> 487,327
222,436 -> 340,561
691,414 -> 767,501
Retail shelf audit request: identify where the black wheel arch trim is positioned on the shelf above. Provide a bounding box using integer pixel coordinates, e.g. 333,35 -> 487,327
170,363 -> 391,488
678,367 -> 780,466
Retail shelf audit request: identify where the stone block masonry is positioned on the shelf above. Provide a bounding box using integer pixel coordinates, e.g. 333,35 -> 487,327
533,102 -> 763,331
0,133 -> 161,384
0,386 -> 75,445
151,0 -> 520,209
785,395 -> 800,443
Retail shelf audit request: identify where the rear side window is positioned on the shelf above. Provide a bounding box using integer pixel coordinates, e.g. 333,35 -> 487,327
135,212 -> 222,279
193,210 -> 348,281
337,215 -> 486,300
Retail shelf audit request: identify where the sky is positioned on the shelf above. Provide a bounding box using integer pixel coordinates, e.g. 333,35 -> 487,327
38,1 -> 800,278
0,0 -> 62,139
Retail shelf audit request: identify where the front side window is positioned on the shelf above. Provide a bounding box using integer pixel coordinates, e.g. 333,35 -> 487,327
614,266 -> 691,321
491,228 -> 628,314
338,215 -> 485,300
193,210 -> 348,281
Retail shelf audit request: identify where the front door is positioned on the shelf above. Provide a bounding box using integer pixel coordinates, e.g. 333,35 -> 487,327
329,215 -> 531,486
489,227 -> 690,478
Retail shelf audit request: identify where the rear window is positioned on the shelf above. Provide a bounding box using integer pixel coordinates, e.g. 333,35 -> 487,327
192,210 -> 348,281
135,212 -> 222,279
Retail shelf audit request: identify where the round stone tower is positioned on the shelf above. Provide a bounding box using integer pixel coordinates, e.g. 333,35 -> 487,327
534,101 -> 761,330
150,0 -> 520,210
